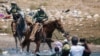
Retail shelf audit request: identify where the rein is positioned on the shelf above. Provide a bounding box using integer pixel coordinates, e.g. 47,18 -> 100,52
54,33 -> 59,40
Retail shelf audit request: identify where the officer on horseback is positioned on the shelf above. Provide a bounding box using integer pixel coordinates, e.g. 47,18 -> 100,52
33,6 -> 48,23
3,1 -> 25,34
6,1 -> 22,21
30,6 -> 48,40
2,1 -> 26,51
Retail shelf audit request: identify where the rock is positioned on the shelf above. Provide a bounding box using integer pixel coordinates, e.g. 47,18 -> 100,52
93,14 -> 99,18
79,24 -> 83,26
87,15 -> 92,19
70,28 -> 74,31
84,12 -> 89,16
70,10 -> 82,17
76,29 -> 79,31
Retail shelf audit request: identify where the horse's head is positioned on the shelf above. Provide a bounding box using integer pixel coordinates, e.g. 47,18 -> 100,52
54,19 -> 65,33
54,19 -> 69,38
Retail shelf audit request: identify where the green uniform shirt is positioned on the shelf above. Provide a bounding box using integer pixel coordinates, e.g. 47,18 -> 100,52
33,9 -> 48,22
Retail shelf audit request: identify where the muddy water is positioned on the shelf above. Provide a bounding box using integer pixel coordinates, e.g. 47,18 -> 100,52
0,35 -> 100,56
91,52 -> 100,56
0,49 -> 35,56
0,48 -> 100,56
0,48 -> 55,56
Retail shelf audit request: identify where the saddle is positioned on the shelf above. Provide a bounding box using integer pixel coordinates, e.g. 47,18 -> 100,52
11,21 -> 30,39
29,22 -> 43,41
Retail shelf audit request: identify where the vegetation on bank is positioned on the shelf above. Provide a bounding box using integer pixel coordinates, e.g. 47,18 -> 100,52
87,37 -> 100,45
0,49 -> 2,54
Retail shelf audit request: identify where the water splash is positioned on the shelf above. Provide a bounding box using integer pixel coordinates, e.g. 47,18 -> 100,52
1,48 -> 35,56
0,48 -> 55,56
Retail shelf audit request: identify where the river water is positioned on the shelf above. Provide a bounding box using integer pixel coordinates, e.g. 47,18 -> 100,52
91,52 -> 100,56
0,48 -> 100,56
0,48 -> 55,56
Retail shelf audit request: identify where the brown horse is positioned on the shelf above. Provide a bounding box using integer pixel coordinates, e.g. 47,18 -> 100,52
21,19 -> 67,52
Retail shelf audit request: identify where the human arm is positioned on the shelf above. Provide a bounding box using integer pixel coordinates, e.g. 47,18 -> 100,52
84,43 -> 91,54
32,12 -> 38,23
2,5 -> 11,14
42,12 -> 48,22
6,8 -> 12,14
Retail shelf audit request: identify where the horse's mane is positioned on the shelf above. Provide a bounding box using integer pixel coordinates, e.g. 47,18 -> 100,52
43,20 -> 57,26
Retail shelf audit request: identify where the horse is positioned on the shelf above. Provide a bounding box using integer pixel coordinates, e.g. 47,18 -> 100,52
21,18 -> 67,52
2,5 -> 31,51
11,13 -> 31,51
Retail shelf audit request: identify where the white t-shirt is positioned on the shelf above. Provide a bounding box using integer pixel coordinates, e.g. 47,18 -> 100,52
70,45 -> 85,56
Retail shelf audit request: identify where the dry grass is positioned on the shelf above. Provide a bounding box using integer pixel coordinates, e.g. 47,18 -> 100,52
0,20 -> 12,34
65,19 -> 100,38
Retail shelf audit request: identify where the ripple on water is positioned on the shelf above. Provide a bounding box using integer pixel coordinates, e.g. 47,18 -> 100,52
0,48 -> 35,56
90,52 -> 100,56
0,48 -> 100,56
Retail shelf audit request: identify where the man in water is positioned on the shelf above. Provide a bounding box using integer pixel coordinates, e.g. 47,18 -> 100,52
70,36 -> 85,56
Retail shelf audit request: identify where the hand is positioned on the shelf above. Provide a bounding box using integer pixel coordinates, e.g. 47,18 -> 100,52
2,5 -> 8,10
2,5 -> 4,7
2,4 -> 6,8
43,19 -> 46,21
33,18 -> 36,23
43,19 -> 47,22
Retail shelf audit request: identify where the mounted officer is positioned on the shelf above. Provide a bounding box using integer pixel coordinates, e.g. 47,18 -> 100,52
30,6 -> 48,40
3,1 -> 25,34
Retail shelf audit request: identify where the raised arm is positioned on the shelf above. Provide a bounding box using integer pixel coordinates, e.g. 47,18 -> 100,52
6,8 -> 11,14
2,5 -> 11,14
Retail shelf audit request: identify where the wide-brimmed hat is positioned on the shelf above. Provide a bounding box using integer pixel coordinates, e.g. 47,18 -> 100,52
11,1 -> 16,4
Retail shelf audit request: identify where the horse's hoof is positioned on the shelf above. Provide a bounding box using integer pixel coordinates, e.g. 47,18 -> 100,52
20,49 -> 23,53
32,51 -> 35,54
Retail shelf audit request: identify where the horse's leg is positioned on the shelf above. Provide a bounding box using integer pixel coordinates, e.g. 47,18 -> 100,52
35,41 -> 41,53
21,29 -> 31,52
14,34 -> 18,51
26,40 -> 30,52
21,39 -> 30,52
11,22 -> 18,51
16,33 -> 23,52
21,39 -> 27,51
26,29 -> 32,52
11,21 -> 16,34
18,36 -> 22,46
47,41 -> 52,51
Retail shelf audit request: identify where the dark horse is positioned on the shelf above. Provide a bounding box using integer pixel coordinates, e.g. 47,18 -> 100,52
11,13 -> 30,51
21,19 -> 66,52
